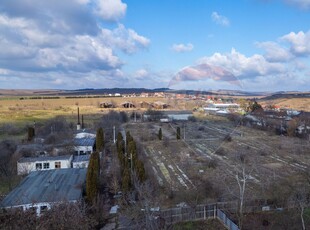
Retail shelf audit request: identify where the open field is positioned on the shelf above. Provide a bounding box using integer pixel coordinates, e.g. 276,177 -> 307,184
125,116 -> 310,205
260,97 -> 310,111
0,96 -> 203,129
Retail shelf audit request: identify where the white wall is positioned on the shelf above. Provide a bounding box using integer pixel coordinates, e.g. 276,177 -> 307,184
17,156 -> 73,175
72,161 -> 89,168
74,146 -> 93,155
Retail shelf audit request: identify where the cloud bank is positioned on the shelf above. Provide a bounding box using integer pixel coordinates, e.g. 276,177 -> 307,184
0,0 -> 150,88
171,30 -> 310,89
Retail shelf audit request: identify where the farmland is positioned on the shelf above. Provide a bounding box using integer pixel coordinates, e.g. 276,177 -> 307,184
124,116 -> 310,207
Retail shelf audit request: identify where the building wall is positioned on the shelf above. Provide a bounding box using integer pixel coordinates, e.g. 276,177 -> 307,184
17,156 -> 73,175
74,146 -> 93,155
72,161 -> 89,168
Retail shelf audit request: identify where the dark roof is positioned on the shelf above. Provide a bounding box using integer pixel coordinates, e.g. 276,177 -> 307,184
18,155 -> 72,163
74,137 -> 95,146
73,155 -> 90,163
161,110 -> 193,115
1,168 -> 87,208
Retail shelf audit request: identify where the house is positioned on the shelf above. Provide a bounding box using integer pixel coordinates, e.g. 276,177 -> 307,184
17,155 -> 73,175
75,130 -> 96,139
143,110 -> 193,121
74,137 -> 95,155
0,168 -> 87,216
72,155 -> 90,168
154,92 -> 165,98
163,110 -> 193,121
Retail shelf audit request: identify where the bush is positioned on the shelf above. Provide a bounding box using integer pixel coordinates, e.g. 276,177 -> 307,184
188,116 -> 197,122
223,134 -> 232,142
215,147 -> 225,156
208,159 -> 218,169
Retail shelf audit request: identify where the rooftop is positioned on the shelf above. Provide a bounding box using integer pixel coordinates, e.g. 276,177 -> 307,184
74,137 -> 95,146
73,155 -> 90,162
1,168 -> 87,208
18,155 -> 72,163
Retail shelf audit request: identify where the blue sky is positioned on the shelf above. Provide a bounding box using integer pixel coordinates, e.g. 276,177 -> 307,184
0,0 -> 310,91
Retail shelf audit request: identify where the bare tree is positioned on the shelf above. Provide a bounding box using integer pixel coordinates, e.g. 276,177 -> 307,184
224,152 -> 257,230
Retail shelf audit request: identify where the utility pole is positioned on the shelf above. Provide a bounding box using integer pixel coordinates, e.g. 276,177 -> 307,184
113,126 -> 116,144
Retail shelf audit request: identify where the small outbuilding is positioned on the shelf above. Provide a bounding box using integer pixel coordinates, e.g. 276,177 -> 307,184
121,101 -> 136,108
99,102 -> 115,108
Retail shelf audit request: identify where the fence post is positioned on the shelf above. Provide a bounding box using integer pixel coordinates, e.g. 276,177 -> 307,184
204,206 -> 206,220
214,204 -> 216,219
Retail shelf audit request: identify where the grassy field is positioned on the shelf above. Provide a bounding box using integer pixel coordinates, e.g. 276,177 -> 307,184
0,95 -> 202,125
260,98 -> 310,111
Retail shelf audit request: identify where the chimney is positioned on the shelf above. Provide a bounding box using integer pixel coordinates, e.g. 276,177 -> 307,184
77,107 -> 81,130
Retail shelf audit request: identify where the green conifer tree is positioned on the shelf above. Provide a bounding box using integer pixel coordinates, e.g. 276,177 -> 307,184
86,151 -> 100,203
158,128 -> 162,140
176,127 -> 181,140
96,127 -> 104,152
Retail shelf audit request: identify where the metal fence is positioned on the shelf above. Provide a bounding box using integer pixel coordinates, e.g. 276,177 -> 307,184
160,204 -> 216,225
159,203 -> 239,230
217,209 -> 240,230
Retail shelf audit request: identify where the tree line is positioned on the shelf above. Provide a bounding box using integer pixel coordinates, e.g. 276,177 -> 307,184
116,131 -> 146,192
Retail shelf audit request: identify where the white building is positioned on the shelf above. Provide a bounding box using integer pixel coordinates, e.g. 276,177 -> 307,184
17,155 -> 73,175
75,131 -> 96,139
74,137 -> 95,155
72,155 -> 90,168
1,168 -> 87,216
74,130 -> 96,155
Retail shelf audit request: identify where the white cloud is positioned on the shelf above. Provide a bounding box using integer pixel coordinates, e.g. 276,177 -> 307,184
171,43 -> 194,52
211,12 -> 230,26
95,0 -> 127,21
0,0 -> 151,89
170,63 -> 239,87
101,24 -> 150,54
281,31 -> 310,56
199,48 -> 285,78
134,69 -> 149,79
256,41 -> 292,62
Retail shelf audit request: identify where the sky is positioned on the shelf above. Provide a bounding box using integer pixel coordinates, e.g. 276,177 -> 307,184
0,0 -> 310,92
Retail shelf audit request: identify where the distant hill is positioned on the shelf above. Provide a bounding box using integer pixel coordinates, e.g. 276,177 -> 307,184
260,92 -> 310,101
0,88 -> 308,99
259,92 -> 310,111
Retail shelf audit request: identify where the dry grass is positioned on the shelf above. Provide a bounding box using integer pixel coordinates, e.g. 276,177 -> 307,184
0,96 -> 174,125
261,98 -> 310,111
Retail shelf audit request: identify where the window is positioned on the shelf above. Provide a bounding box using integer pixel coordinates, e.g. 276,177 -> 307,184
36,163 -> 42,170
40,205 -> 48,215
43,163 -> 49,169
55,162 -> 61,169
80,151 -> 86,155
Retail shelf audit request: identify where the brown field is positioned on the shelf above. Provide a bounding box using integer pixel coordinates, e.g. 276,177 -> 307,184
0,96 -> 178,124
124,117 -> 310,205
260,98 -> 310,111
